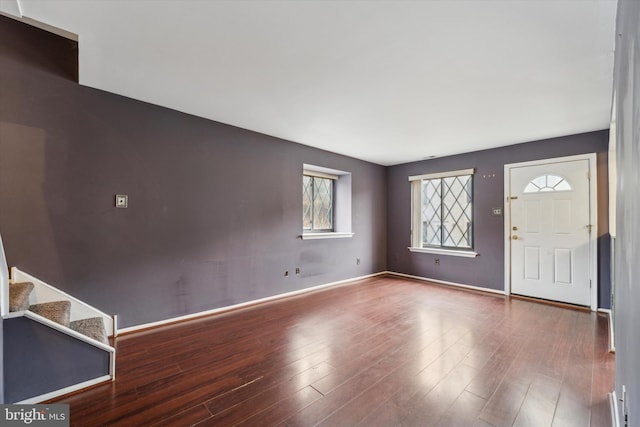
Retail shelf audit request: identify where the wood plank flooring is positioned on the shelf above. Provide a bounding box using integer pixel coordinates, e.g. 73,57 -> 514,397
49,275 -> 614,426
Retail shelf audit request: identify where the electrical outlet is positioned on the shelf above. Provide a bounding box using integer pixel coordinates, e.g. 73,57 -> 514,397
295,268 -> 300,275
284,271 -> 289,277
356,258 -> 361,265
435,258 -> 440,266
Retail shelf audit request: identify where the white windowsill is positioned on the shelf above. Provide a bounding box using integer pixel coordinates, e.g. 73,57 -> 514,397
408,247 -> 478,258
301,232 -> 354,240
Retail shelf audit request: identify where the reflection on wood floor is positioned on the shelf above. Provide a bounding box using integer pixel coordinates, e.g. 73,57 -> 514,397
50,275 -> 614,426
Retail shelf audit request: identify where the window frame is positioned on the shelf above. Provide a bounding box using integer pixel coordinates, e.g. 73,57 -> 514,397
408,168 -> 478,257
301,164 -> 354,240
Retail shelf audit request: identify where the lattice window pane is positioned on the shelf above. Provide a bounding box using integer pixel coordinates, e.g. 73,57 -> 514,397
302,175 -> 313,229
441,176 -> 472,248
420,174 -> 472,249
303,175 -> 334,231
422,179 -> 441,246
313,177 -> 333,230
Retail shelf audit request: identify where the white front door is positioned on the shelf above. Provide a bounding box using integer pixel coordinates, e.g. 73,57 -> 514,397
508,158 -> 593,306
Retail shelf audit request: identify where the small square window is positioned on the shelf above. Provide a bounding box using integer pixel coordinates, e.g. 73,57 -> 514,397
301,165 -> 353,239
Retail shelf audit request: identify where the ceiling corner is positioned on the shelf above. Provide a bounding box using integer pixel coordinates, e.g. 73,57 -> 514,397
0,0 -> 22,18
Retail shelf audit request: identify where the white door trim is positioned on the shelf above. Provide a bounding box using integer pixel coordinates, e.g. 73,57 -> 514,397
503,153 -> 598,311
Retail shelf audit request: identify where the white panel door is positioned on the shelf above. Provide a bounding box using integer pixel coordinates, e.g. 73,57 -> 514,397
509,159 -> 592,306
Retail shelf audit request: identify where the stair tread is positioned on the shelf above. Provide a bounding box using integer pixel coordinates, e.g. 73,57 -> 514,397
29,300 -> 71,327
9,282 -> 34,312
70,317 -> 108,345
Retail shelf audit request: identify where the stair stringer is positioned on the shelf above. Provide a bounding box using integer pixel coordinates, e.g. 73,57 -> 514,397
0,232 -> 9,316
11,267 -> 116,337
4,310 -> 115,354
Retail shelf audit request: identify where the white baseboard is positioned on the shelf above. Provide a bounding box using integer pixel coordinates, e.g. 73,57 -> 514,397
610,391 -> 620,427
16,375 -> 112,404
598,308 -> 615,352
119,272 -> 386,334
386,271 -> 506,295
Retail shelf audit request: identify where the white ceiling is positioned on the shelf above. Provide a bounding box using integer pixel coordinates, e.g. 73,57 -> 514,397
3,0 -> 617,165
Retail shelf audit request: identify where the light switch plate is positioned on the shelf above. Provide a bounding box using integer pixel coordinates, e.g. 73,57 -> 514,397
115,194 -> 128,208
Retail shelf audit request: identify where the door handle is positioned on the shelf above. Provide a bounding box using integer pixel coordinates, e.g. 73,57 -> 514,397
512,235 -> 519,240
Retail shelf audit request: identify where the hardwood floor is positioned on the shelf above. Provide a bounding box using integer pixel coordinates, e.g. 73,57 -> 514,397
49,275 -> 614,426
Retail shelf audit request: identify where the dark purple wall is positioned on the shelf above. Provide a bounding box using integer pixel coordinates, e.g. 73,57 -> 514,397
613,0 -> 640,421
3,317 -> 110,403
387,131 -> 610,308
0,16 -> 387,328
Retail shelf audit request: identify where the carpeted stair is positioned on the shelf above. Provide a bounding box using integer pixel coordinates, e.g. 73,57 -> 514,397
70,317 -> 108,345
9,282 -> 34,311
29,301 -> 71,327
9,281 -> 109,344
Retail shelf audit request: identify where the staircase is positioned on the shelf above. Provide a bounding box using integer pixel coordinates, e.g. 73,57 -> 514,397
9,282 -> 108,345
1,233 -> 116,403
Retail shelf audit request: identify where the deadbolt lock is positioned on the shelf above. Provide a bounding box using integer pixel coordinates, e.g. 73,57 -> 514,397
512,226 -> 518,231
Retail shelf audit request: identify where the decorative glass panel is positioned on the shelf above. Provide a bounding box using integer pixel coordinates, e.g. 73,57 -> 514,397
303,175 -> 313,230
422,180 -> 441,246
524,174 -> 572,193
421,175 -> 472,249
313,177 -> 333,230
303,175 -> 334,231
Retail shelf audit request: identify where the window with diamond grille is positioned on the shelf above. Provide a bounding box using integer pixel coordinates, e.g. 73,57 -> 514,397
303,174 -> 334,231
411,170 -> 474,250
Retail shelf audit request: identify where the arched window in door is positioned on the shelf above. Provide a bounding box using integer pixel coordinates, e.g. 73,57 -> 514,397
524,174 -> 572,193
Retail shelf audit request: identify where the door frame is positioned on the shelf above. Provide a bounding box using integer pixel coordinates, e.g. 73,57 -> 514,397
503,153 -> 598,311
